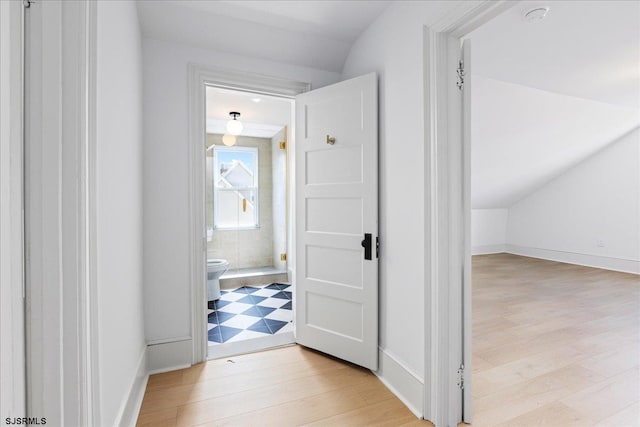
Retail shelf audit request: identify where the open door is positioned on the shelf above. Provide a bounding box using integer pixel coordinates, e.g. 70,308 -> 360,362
462,38 -> 473,422
295,73 -> 378,370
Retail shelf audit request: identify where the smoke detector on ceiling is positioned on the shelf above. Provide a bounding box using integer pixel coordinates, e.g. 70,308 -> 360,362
524,7 -> 549,22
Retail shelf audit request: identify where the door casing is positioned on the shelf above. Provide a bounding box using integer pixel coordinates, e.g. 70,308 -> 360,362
422,1 -> 515,425
0,0 -> 26,421
187,65 -> 310,364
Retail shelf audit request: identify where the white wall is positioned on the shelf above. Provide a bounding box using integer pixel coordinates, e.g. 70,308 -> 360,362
0,0 -> 25,420
341,0 -> 476,411
471,209 -> 508,254
142,37 -> 341,343
96,2 -> 146,425
507,128 -> 640,274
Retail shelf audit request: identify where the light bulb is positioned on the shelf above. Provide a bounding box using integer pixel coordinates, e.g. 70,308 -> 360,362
222,134 -> 236,146
226,119 -> 243,136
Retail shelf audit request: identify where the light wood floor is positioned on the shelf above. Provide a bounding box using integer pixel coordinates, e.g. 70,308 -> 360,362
472,254 -> 640,426
136,345 -> 432,426
137,254 -> 639,426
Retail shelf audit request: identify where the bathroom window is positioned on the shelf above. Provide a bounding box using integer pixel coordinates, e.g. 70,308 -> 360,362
213,146 -> 259,229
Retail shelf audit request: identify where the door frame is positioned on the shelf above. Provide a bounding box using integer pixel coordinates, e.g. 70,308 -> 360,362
187,65 -> 310,363
22,0 -> 98,424
1,0 -> 27,420
422,1 -> 514,425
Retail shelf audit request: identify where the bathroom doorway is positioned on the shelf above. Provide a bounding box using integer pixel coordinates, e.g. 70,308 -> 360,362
204,86 -> 295,359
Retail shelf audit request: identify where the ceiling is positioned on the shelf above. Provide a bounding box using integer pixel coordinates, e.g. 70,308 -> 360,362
468,0 -> 640,109
136,1 -> 391,72
206,86 -> 292,138
471,76 -> 639,208
137,0 -> 639,208
469,0 -> 640,209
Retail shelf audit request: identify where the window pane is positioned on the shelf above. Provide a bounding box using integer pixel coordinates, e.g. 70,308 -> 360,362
215,188 -> 258,229
213,146 -> 259,229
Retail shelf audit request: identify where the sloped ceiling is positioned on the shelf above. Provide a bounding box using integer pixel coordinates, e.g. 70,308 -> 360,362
470,0 -> 640,109
136,1 -> 391,72
469,0 -> 640,209
471,76 -> 639,208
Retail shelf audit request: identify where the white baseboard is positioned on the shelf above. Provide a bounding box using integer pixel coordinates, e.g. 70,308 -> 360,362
147,337 -> 193,374
505,244 -> 640,275
472,244 -> 506,255
115,346 -> 148,427
374,347 -> 424,420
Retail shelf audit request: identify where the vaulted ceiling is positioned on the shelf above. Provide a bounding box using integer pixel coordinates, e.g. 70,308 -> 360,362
469,0 -> 640,208
136,0 -> 391,72
136,0 -> 639,210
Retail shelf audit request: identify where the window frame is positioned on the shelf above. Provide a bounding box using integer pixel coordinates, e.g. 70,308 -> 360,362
212,145 -> 260,230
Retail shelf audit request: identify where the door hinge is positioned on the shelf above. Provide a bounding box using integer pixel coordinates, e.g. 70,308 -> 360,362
456,60 -> 465,91
279,141 -> 286,150
23,0 -> 33,8
280,253 -> 287,262
457,364 -> 465,389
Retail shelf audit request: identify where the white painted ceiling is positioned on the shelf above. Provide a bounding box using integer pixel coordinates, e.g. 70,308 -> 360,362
206,86 -> 292,138
469,0 -> 640,208
469,0 -> 640,109
471,76 -> 639,208
136,1 -> 391,72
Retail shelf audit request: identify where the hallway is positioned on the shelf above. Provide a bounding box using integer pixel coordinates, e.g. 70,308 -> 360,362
137,345 -> 430,426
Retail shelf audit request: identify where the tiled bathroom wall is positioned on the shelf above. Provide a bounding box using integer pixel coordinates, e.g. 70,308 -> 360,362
206,134 -> 274,270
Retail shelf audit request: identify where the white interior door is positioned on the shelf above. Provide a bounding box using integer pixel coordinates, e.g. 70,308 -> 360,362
295,73 -> 378,370
462,38 -> 473,422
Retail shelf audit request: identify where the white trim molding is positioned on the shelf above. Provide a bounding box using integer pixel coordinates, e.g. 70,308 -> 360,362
114,347 -> 148,427
422,1 -> 516,425
506,245 -> 640,275
472,244 -> 507,255
147,338 -> 193,374
375,348 -> 424,419
187,64 -> 309,365
0,0 -> 27,420
24,1 -> 96,425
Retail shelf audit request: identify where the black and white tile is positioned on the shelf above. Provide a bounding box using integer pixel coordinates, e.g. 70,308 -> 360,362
207,283 -> 293,345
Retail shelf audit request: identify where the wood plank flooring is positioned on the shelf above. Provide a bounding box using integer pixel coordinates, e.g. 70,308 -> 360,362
472,254 -> 640,426
136,345 -> 430,426
137,254 -> 639,426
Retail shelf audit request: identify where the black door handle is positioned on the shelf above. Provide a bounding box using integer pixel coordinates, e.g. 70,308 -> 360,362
361,233 -> 372,260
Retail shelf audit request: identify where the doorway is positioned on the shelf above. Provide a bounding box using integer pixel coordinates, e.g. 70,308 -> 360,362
188,67 -> 380,373
204,86 -> 295,359
187,65 -> 310,364
462,1 -> 640,424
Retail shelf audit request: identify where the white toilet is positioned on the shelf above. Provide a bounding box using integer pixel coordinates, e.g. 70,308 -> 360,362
207,259 -> 229,301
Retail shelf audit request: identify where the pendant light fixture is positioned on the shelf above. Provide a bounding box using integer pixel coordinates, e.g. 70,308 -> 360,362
226,111 -> 243,136
222,134 -> 236,146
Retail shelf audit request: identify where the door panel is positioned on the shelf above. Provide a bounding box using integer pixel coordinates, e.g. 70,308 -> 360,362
306,245 -> 363,288
305,146 -> 362,185
306,197 -> 362,234
295,73 -> 378,370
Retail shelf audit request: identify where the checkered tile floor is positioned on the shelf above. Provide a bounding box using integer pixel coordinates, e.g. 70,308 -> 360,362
207,283 -> 293,345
